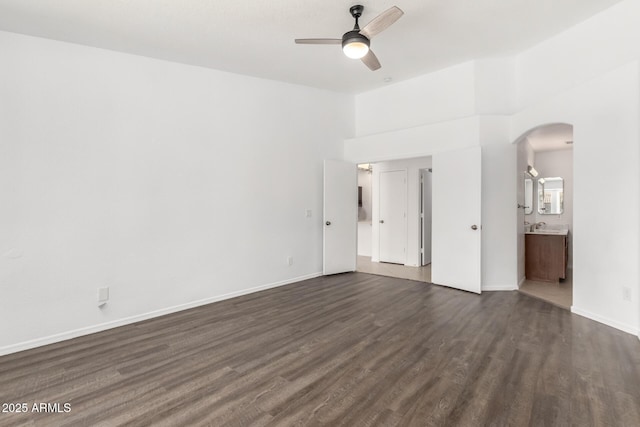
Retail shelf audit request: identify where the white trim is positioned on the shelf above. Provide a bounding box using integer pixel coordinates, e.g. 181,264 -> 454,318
571,305 -> 639,336
0,272 -> 322,357
482,284 -> 518,291
518,276 -> 526,288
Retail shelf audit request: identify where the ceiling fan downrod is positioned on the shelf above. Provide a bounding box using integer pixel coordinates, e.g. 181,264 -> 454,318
350,5 -> 364,30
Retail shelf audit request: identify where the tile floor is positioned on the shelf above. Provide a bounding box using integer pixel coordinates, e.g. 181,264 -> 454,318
357,255 -> 572,310
357,256 -> 431,282
518,269 -> 573,309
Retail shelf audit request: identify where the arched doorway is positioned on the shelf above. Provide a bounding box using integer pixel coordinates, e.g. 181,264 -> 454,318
514,123 -> 574,308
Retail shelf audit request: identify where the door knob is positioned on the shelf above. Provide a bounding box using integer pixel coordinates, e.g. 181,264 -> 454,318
326,221 -> 331,226
379,220 -> 384,224
471,225 -> 478,230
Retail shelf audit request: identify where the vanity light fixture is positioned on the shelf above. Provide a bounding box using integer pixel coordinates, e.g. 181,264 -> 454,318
527,165 -> 539,177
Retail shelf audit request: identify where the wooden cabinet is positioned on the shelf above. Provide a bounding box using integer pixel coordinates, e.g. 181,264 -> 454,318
525,234 -> 568,282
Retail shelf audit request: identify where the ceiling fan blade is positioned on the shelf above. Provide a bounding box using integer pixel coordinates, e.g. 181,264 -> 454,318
361,50 -> 381,71
295,38 -> 341,45
359,6 -> 404,39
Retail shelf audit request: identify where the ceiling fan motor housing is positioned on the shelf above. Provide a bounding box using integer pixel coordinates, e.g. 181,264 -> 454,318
342,30 -> 370,49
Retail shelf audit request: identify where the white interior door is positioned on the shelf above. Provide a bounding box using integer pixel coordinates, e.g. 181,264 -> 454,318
432,146 -> 482,293
323,159 -> 357,275
379,170 -> 407,264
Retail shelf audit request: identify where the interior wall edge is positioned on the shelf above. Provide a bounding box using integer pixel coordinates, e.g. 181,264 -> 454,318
0,271 -> 322,357
571,305 -> 640,337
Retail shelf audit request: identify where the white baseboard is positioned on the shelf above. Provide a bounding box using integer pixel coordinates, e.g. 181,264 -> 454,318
0,272 -> 323,357
518,276 -> 526,288
482,284 -> 518,291
571,306 -> 639,336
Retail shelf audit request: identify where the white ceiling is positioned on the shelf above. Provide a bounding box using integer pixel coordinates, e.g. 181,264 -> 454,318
0,0 -> 623,93
526,123 -> 574,152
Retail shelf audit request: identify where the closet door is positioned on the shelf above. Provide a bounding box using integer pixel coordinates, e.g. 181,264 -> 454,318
379,170 -> 407,264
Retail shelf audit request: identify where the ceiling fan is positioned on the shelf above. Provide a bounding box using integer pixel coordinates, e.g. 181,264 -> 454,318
295,5 -> 404,71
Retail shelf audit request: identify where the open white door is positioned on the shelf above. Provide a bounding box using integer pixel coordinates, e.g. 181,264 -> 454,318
323,159 -> 357,275
432,146 -> 482,293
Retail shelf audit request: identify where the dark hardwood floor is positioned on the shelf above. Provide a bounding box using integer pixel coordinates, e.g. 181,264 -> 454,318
1,273 -> 639,426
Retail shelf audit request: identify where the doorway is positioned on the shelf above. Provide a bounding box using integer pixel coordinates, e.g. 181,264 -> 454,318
328,148 -> 482,293
515,123 -> 574,309
356,158 -> 432,282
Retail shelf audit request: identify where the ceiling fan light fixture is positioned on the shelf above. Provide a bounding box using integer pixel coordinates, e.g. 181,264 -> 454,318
342,31 -> 370,59
343,42 -> 369,59
294,5 -> 404,70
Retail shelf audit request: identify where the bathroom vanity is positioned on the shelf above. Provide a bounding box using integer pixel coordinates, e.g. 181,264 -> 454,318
525,228 -> 568,282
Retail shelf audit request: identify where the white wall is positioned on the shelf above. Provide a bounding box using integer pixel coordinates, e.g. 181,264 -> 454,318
480,141 -> 518,290
355,62 -> 476,136
477,116 -> 519,290
357,169 -> 372,257
3,0 -> 640,355
420,169 -> 432,265
346,0 -> 640,334
357,169 -> 372,221
357,222 -> 372,257
516,0 -> 640,109
516,139 -> 535,284
344,116 -> 482,163
474,58 -> 517,115
346,64 -> 518,292
532,149 -> 574,267
0,31 -> 353,354
512,61 -> 640,335
512,0 -> 640,335
370,157 -> 432,267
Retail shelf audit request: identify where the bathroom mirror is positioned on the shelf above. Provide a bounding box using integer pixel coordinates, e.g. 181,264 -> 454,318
537,177 -> 564,214
523,177 -> 533,215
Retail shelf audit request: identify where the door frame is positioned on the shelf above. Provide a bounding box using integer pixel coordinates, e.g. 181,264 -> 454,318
420,168 -> 433,266
369,158 -> 431,267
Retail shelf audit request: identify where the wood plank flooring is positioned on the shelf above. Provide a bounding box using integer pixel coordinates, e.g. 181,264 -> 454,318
1,273 -> 639,426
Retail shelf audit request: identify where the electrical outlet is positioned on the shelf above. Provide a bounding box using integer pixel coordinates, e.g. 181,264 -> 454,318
287,256 -> 294,266
305,209 -> 312,218
622,286 -> 631,302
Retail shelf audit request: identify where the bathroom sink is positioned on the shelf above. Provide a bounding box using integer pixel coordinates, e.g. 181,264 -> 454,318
527,228 -> 568,235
